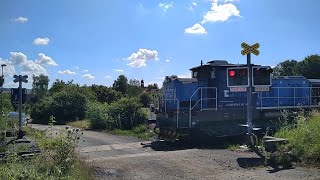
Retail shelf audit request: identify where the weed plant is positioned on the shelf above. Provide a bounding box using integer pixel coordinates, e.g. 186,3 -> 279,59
0,116 -> 94,180
275,110 -> 320,165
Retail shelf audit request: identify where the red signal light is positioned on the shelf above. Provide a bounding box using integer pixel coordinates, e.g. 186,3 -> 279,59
229,70 -> 236,77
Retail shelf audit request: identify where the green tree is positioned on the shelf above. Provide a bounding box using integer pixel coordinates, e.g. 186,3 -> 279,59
91,85 -> 121,103
273,60 -> 299,76
127,86 -> 143,97
129,79 -> 141,87
50,90 -> 87,124
49,79 -> 67,95
113,75 -> 128,95
31,74 -> 49,102
146,83 -> 159,92
139,93 -> 152,107
298,54 -> 320,78
0,93 -> 13,113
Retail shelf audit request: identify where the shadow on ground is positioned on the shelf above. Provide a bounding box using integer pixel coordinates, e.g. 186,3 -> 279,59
142,136 -> 246,151
237,157 -> 264,168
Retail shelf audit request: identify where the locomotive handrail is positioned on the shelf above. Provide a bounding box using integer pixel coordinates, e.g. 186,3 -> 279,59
189,87 -> 201,128
189,87 -> 218,128
158,88 -> 180,128
257,86 -> 320,110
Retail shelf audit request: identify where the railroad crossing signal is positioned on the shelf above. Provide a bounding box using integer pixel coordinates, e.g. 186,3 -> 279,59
13,74 -> 28,137
227,67 -> 249,87
241,42 -> 260,56
252,66 -> 273,87
11,88 -> 27,104
14,75 -> 28,83
0,76 -> 3,87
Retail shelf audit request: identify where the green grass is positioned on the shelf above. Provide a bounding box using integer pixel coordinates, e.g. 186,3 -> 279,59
111,124 -> 155,140
67,119 -> 91,130
1,125 -> 95,180
0,156 -> 94,180
227,144 -> 240,151
275,110 -> 320,164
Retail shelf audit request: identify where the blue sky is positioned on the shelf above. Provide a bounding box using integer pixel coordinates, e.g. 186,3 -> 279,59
0,0 -> 319,88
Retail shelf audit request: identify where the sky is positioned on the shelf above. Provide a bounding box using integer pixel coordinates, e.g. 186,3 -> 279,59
0,0 -> 320,88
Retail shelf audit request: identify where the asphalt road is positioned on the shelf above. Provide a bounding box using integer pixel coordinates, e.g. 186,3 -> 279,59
30,124 -> 320,180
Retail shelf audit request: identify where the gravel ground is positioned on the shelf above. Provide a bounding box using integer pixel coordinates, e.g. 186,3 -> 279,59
30,124 -> 320,180
91,146 -> 320,180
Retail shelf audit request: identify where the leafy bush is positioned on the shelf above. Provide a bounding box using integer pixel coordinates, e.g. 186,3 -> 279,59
108,97 -> 147,130
30,97 -> 52,124
275,110 -> 320,164
87,97 -> 148,131
31,89 -> 87,124
86,101 -> 109,130
50,91 -> 87,124
0,93 -> 13,114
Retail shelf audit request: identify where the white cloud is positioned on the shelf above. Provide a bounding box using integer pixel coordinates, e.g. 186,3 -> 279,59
74,66 -> 80,70
188,2 -> 198,11
10,52 -> 28,65
0,59 -> 16,81
178,72 -> 192,78
36,53 -> 58,66
105,76 -> 112,78
184,23 -> 207,34
201,1 -> 240,24
14,16 -> 28,23
0,52 -> 59,88
33,37 -> 50,45
82,74 -> 95,79
58,69 -> 76,75
83,69 -> 89,72
159,2 -> 174,12
165,59 -> 171,62
8,52 -> 49,76
21,60 -> 47,76
223,0 -> 239,3
126,48 -> 159,68
113,69 -> 124,72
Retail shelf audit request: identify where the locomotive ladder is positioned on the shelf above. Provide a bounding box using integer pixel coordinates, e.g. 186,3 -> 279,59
189,87 -> 218,128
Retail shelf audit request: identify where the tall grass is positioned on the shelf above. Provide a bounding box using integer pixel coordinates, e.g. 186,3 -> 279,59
275,110 -> 320,164
111,124 -> 154,140
0,125 -> 94,179
67,119 -> 91,130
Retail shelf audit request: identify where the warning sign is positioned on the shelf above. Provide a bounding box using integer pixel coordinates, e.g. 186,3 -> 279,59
230,87 -> 247,92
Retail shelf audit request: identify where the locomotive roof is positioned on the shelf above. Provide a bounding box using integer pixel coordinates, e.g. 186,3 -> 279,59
309,79 -> 320,84
177,78 -> 198,82
190,60 -> 247,71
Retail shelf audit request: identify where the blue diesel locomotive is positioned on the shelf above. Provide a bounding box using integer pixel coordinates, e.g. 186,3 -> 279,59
152,60 -> 320,142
